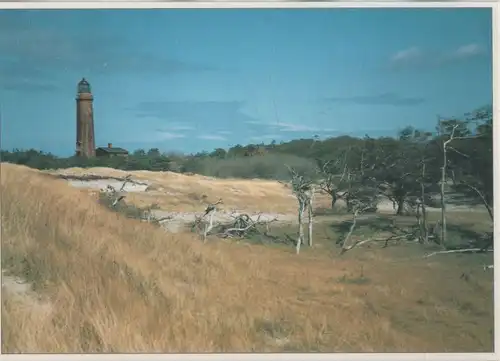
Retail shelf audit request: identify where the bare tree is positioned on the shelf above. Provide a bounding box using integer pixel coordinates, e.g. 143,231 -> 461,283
449,108 -> 493,222
333,145 -> 381,254
410,148 -> 437,244
317,150 -> 349,209
417,162 -> 429,243
286,165 -> 314,254
437,119 -> 479,247
340,184 -> 380,254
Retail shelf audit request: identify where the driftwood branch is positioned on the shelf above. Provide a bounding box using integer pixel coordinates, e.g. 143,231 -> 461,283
424,248 -> 493,258
99,174 -> 133,207
341,237 -> 377,254
217,213 -> 278,239
339,231 -> 422,255
191,199 -> 278,243
189,199 -> 224,242
119,174 -> 132,192
203,209 -> 216,243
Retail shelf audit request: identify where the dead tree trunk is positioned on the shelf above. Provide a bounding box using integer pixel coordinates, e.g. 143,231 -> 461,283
307,193 -> 313,247
286,165 -> 314,254
415,202 -> 422,242
296,200 -> 305,254
440,146 -> 447,248
203,210 -> 216,243
438,122 -> 477,248
296,192 -> 313,253
420,163 -> 429,243
330,192 -> 338,209
396,197 -> 405,215
200,198 -> 223,243
341,209 -> 359,254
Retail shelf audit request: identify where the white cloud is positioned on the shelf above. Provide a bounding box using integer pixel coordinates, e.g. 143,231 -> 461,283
391,46 -> 422,63
389,44 -> 485,70
117,130 -> 186,143
157,132 -> 186,140
453,43 -> 483,58
216,130 -> 232,135
170,125 -> 195,131
245,120 -> 335,133
197,134 -> 227,141
157,123 -> 195,132
245,120 -> 263,125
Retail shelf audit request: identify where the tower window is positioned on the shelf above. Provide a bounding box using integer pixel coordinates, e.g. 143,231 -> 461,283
77,78 -> 91,93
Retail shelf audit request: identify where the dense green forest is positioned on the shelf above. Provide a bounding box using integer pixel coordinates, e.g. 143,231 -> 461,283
2,106 -> 493,219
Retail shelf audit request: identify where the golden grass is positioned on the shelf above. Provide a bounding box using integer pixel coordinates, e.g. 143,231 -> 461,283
46,166 -> 332,213
2,163 -> 494,353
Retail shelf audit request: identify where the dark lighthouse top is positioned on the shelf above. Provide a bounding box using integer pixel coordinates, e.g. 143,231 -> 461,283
77,78 -> 91,94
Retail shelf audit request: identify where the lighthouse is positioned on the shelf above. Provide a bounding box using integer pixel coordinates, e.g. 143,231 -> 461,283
75,78 -> 96,157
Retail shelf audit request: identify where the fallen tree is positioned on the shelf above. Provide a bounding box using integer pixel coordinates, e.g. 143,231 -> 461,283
190,200 -> 280,244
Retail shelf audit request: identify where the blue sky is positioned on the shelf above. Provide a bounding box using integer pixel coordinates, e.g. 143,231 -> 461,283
0,8 -> 492,156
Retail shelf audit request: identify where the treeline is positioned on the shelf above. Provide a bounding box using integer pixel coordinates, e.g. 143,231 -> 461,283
1,107 -> 492,199
319,106 -> 492,219
0,147 -> 319,181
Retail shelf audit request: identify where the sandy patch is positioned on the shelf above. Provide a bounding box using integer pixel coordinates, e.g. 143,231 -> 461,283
68,179 -> 150,193
2,270 -> 52,316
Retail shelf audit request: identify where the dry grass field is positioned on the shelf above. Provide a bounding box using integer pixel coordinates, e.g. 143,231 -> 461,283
46,166 -> 305,213
2,163 -> 494,353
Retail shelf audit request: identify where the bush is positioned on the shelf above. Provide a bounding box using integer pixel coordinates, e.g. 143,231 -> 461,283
183,153 -> 318,180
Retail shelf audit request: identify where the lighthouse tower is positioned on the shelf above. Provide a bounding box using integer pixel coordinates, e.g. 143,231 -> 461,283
75,78 -> 96,157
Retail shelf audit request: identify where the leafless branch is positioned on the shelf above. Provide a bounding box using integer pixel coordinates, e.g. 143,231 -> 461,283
424,248 -> 493,258
218,213 -> 278,238
100,176 -> 132,207
448,146 -> 470,158
112,195 -> 126,207
203,210 -> 216,243
461,183 -> 493,221
119,174 -> 132,192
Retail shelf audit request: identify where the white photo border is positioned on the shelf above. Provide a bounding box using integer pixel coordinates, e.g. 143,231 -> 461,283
0,2 -> 497,361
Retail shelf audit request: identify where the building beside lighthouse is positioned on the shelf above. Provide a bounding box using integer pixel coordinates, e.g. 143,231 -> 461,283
75,78 -> 96,157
